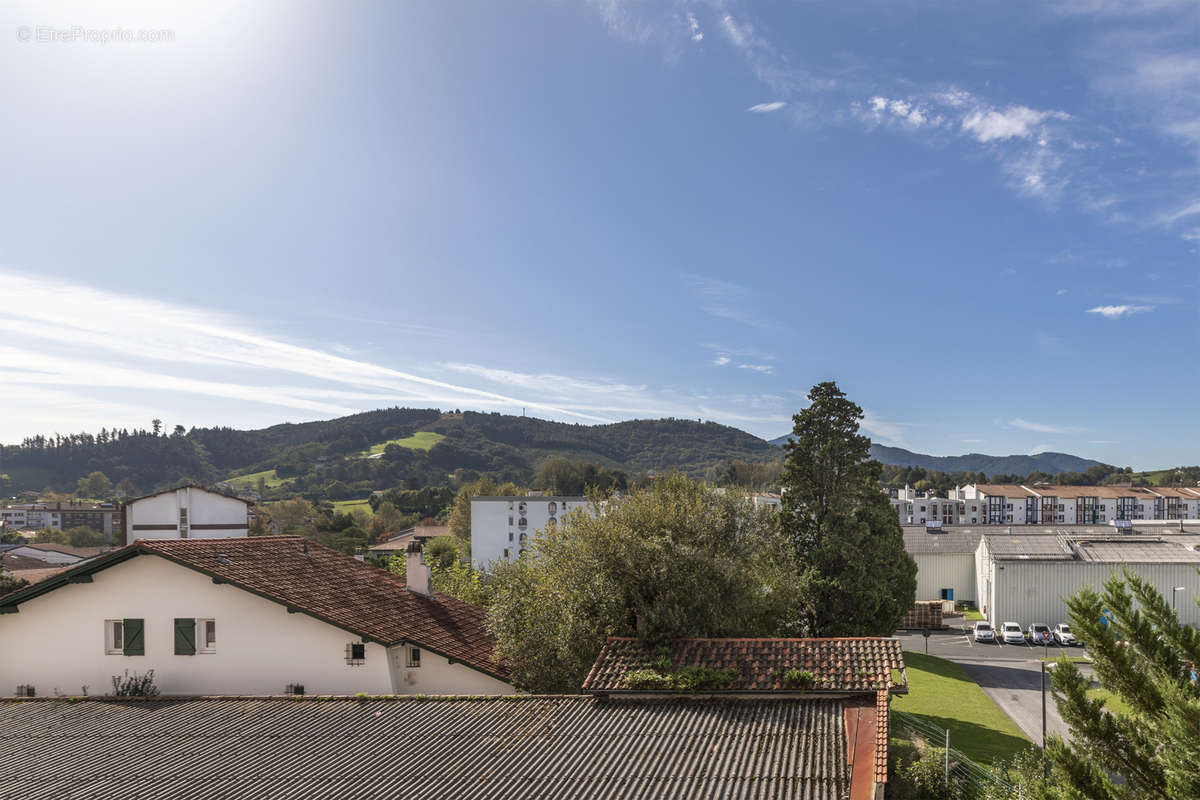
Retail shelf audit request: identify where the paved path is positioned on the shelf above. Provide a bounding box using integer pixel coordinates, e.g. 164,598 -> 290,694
895,622 -> 1090,745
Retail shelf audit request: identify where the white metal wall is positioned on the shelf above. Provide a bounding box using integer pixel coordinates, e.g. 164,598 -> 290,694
913,553 -> 977,603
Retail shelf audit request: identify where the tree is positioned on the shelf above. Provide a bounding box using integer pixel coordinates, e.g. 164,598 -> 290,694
65,525 -> 104,547
486,474 -> 800,692
33,527 -> 70,545
778,381 -> 916,636
423,536 -> 461,569
260,498 -> 322,535
374,501 -> 410,533
76,471 -> 113,499
115,478 -> 137,498
0,572 -> 29,597
1038,571 -> 1200,799
151,419 -> 162,436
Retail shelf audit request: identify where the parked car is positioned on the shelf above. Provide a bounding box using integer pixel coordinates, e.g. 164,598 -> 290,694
973,621 -> 996,643
1001,621 -> 1026,644
1053,624 -> 1077,646
1028,623 -> 1053,645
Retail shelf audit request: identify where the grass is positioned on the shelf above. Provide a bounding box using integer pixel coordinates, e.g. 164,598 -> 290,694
224,469 -> 289,490
892,651 -> 1031,766
1087,688 -> 1133,717
363,431 -> 445,455
331,498 -> 375,517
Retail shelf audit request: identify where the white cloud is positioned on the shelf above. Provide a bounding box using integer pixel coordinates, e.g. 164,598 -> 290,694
1159,199 -> 1200,225
713,355 -> 731,366
961,438 -> 985,444
961,106 -> 1071,143
1010,418 -> 1086,434
861,412 -> 906,446
685,274 -> 782,331
747,101 -> 785,113
720,13 -> 749,49
686,12 -> 703,41
1087,304 -> 1154,318
1029,443 -> 1053,455
1056,288 -> 1069,295
737,363 -> 775,374
855,95 -> 940,128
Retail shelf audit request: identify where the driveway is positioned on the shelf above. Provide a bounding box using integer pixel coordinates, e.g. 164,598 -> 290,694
895,623 -> 1089,746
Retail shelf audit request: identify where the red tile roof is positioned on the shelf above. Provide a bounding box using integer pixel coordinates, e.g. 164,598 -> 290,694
583,637 -> 906,693
2,536 -> 508,683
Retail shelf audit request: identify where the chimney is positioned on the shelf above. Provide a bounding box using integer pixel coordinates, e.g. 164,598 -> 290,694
406,541 -> 432,598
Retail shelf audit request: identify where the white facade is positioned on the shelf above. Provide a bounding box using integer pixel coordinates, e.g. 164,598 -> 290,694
0,554 -> 514,697
124,486 -> 249,544
470,495 -> 587,569
890,487 -> 986,526
958,484 -> 1200,525
912,553 -> 977,603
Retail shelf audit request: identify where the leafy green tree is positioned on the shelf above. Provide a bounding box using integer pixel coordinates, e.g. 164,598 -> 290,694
65,525 -> 104,547
33,527 -> 70,545
76,471 -> 113,499
1039,570 -> 1200,799
486,474 -> 800,692
424,536 -> 461,569
779,381 -> 916,636
374,501 -> 410,533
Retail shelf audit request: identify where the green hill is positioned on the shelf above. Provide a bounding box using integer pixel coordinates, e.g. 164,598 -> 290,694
1,409 -> 779,498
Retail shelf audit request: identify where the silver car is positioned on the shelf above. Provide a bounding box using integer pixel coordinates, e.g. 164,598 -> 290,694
1053,623 -> 1076,646
1028,623 -> 1052,645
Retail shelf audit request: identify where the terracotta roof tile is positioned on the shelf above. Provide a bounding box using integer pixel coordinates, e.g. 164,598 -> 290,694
583,637 -> 906,693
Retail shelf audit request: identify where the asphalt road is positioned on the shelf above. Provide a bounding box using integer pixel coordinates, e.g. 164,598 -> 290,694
895,622 -> 1090,745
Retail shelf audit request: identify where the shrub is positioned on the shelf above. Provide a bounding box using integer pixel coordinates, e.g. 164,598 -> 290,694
621,669 -> 673,690
780,668 -> 816,688
110,670 -> 159,697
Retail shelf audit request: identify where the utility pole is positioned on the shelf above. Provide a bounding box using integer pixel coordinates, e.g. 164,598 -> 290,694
944,728 -> 949,786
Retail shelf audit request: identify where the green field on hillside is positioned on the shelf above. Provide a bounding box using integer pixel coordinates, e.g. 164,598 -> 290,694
891,652 -> 1030,765
331,498 -> 375,517
224,469 -> 289,489
363,431 -> 446,455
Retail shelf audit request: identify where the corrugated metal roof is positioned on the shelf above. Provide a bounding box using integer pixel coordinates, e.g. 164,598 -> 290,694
1073,540 -> 1200,563
0,696 -> 856,800
902,528 -> 985,555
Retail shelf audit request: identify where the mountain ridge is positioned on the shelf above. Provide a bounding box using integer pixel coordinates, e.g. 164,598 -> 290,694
769,435 -> 1106,475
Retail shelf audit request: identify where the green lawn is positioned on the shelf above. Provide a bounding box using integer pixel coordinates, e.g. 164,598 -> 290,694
224,469 -> 289,489
331,498 -> 375,517
363,431 -> 445,455
1087,688 -> 1133,717
892,652 -> 1031,765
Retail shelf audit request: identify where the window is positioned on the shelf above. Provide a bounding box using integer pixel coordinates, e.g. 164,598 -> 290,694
508,516 -> 513,526
105,619 -> 124,655
508,531 -> 513,542
345,642 -> 366,665
407,647 -> 421,668
503,548 -> 510,559
107,618 -> 144,656
199,619 -> 216,654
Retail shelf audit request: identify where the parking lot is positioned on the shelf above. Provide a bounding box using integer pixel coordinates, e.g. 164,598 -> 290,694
895,620 -> 1090,745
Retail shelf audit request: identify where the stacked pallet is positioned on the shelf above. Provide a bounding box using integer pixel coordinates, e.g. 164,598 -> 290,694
899,600 -> 944,630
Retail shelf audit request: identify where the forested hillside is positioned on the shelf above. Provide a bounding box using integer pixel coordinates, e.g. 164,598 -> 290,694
0,409 -> 778,498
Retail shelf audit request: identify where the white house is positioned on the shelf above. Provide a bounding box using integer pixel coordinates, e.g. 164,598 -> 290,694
470,495 -> 587,569
0,536 -> 514,697
123,485 -> 251,544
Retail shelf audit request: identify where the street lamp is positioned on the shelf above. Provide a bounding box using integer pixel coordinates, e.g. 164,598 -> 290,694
1173,586 -> 1186,613
1042,661 -> 1058,778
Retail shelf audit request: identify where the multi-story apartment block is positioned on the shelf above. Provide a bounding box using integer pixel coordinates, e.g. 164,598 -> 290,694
469,495 -> 587,569
956,484 -> 1200,525
0,503 -> 123,540
889,486 -> 987,526
122,485 -> 250,545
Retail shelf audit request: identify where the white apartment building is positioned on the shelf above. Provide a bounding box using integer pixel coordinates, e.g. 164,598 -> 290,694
123,485 -> 250,545
470,495 -> 587,569
956,484 -> 1200,525
889,486 -> 987,526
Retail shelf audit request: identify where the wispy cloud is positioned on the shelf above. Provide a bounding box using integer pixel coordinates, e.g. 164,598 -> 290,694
961,106 -> 1071,142
685,274 -> 782,331
0,270 -> 803,442
961,438 -> 986,444
713,355 -> 731,366
737,363 -> 775,374
1029,443 -> 1053,455
747,101 -> 785,113
686,11 -> 703,42
1056,288 -> 1069,295
1010,418 -> 1086,434
1087,304 -> 1154,318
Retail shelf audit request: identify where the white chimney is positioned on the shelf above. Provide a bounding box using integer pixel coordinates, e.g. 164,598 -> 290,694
405,541 -> 433,598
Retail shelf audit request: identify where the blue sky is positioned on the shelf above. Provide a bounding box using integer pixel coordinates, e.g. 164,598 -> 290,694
0,0 -> 1197,469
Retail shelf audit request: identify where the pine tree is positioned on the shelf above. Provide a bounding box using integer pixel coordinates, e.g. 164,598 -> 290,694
779,381 -> 916,636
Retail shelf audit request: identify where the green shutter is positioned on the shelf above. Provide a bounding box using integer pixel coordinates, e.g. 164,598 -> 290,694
123,618 -> 144,656
174,618 -> 196,656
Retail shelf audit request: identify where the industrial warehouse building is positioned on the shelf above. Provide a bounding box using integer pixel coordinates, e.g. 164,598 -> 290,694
975,529 -> 1200,628
904,524 -> 1200,628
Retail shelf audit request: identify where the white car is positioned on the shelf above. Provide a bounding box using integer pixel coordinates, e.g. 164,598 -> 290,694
1001,621 -> 1026,645
1028,623 -> 1053,646
972,621 -> 996,643
1053,624 -> 1077,646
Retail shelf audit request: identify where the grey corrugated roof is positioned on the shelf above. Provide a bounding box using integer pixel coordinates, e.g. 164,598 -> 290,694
0,696 -> 853,800
1073,539 -> 1200,563
902,528 -> 985,555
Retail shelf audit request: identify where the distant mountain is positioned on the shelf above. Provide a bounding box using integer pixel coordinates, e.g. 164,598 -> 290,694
768,436 -> 1105,476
